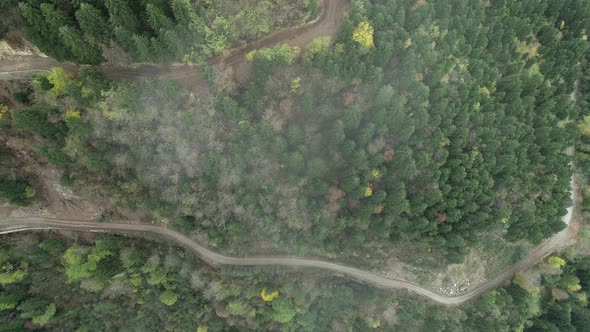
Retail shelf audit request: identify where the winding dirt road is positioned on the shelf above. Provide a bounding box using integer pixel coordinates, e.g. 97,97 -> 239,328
0,0 -> 581,306
0,192 -> 578,306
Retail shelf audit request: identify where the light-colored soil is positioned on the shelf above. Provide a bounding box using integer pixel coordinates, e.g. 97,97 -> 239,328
0,40 -> 43,59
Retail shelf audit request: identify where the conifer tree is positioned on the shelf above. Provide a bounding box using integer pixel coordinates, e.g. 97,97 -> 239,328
75,3 -> 111,42
146,3 -> 173,32
59,26 -> 104,65
105,0 -> 139,32
39,3 -> 67,32
113,26 -> 139,57
19,3 -> 68,60
132,34 -> 154,62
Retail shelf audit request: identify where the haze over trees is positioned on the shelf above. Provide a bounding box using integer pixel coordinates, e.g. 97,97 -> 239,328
1,0 -> 587,265
2,0 -> 590,329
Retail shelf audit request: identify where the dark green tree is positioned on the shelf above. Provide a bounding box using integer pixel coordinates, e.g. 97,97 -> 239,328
75,3 -> 111,43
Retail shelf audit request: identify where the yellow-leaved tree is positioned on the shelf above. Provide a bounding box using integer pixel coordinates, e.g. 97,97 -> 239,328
0,104 -> 7,119
47,67 -> 75,97
261,287 -> 279,302
352,21 -> 374,48
547,256 -> 566,268
578,115 -> 590,136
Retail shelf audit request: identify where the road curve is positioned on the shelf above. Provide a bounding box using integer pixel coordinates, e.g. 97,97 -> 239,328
0,211 -> 575,306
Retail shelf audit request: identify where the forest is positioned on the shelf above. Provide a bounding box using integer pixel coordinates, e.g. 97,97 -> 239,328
2,230 -> 590,330
1,0 -> 316,64
1,0 -> 590,329
1,0 -> 587,263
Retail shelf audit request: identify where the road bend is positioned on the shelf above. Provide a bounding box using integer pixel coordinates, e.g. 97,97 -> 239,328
0,212 -> 575,306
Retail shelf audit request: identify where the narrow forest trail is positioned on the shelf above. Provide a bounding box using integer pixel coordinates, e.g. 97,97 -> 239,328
0,0 -> 348,86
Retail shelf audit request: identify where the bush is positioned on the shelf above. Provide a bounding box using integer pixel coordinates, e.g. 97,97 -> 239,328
0,179 -> 32,205
511,246 -> 529,263
33,75 -> 53,91
170,216 -> 195,233
65,110 -> 92,136
58,174 -> 73,187
12,89 -> 31,105
11,104 -> 67,141
159,290 -> 178,306
36,145 -> 72,165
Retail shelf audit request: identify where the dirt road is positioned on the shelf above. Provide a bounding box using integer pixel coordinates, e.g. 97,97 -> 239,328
0,0 -> 581,305
0,0 -> 348,86
0,187 -> 577,306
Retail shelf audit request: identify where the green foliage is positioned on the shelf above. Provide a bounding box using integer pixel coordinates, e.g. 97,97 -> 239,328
171,216 -> 195,233
32,303 -> 56,326
108,0 -> 138,28
0,231 -> 377,331
3,0 -> 583,269
512,246 -> 529,263
159,290 -> 178,306
0,291 -> 19,311
12,89 -> 31,105
0,269 -> 27,285
18,0 -> 312,64
18,299 -> 52,324
59,25 -> 104,65
352,21 -> 374,48
36,145 -> 72,165
271,298 -> 297,323
119,247 -> 145,270
65,110 -> 92,136
75,3 -> 111,43
0,179 -> 32,206
0,6 -> 586,331
18,2 -> 68,61
11,104 -> 67,141
47,68 -> 75,97
249,44 -> 299,65
548,256 -> 567,268
33,75 -> 52,91
62,245 -> 94,283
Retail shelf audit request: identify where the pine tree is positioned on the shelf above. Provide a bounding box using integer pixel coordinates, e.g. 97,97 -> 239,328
171,0 -> 194,26
159,29 -> 184,60
19,3 -> 68,60
39,3 -> 67,32
171,0 -> 206,41
75,3 -> 111,43
132,34 -> 154,62
0,179 -> 31,206
18,3 -> 43,32
113,26 -> 138,57
60,26 -> 104,65
146,3 -> 173,32
105,0 -> 139,32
